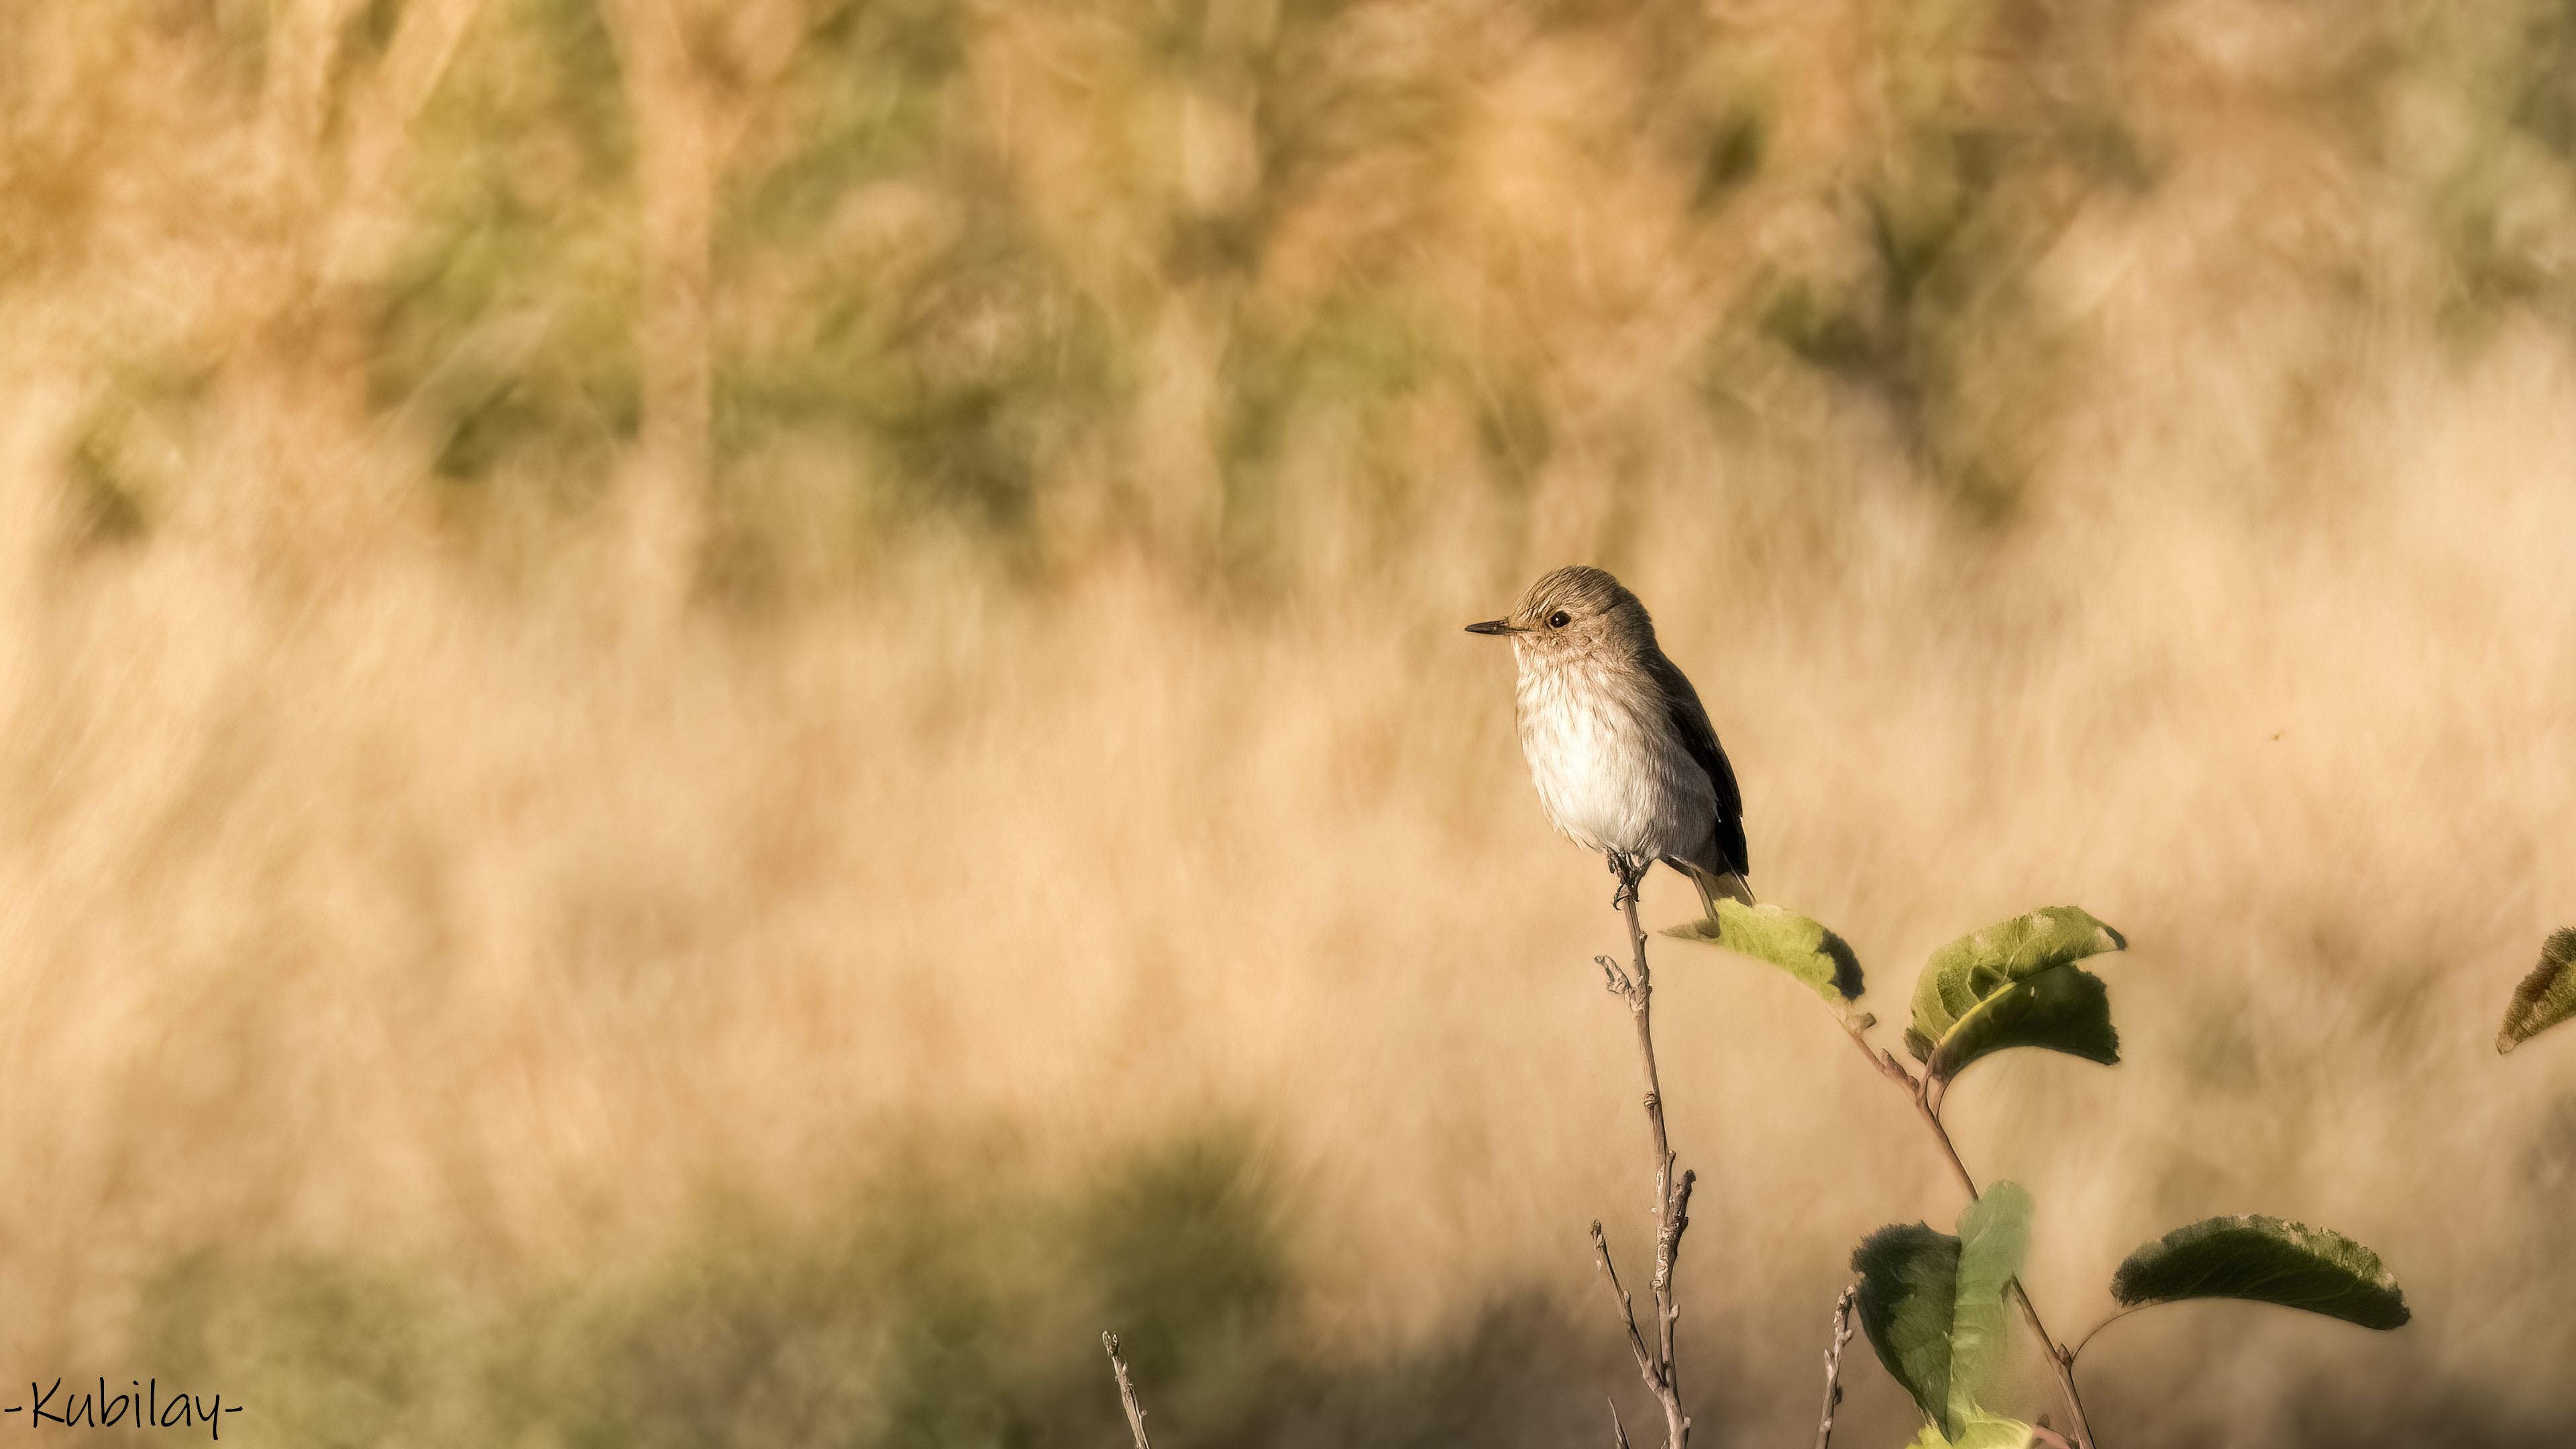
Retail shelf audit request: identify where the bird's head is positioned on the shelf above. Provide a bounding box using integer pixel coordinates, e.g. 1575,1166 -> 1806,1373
1464,565 -> 1652,663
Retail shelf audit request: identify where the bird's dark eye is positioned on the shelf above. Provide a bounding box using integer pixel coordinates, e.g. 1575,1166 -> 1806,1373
1548,610 -> 1570,629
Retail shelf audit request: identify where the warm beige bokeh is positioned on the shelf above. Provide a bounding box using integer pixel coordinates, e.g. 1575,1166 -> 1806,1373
2,1 -> 2573,1444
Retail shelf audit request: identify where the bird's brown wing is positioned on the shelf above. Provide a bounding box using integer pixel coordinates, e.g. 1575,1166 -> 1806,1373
1639,645 -> 1750,879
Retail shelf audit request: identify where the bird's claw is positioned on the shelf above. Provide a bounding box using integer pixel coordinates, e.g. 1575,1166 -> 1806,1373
1605,852 -> 1648,910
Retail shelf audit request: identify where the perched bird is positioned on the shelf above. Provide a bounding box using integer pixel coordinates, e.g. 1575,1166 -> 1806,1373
1467,566 -> 1753,915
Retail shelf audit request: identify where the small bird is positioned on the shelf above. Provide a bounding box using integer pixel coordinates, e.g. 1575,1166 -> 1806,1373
1467,566 -> 1754,916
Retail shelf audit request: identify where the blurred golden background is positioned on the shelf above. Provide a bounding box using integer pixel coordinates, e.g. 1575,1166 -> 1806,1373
3,0 -> 2574,1444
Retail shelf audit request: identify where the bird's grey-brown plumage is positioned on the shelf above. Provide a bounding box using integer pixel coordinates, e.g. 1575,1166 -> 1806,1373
1467,566 -> 1754,914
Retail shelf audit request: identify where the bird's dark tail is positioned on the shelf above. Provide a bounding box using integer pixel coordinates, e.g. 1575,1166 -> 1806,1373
1671,859 -> 1754,917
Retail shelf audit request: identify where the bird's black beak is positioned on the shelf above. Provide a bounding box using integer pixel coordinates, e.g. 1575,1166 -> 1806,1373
1464,619 -> 1513,635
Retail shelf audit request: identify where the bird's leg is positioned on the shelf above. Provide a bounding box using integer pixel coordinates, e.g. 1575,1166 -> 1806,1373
1607,851 -> 1648,912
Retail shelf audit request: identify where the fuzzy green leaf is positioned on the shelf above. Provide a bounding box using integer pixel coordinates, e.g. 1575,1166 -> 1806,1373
1906,906 -> 2126,1080
1664,900 -> 1864,1002
1926,963 -> 2118,1081
2498,928 -> 2576,1053
1949,1182 -> 2032,1419
1852,1183 -> 2033,1440
1911,906 -> 2125,1038
2110,1216 -> 2410,1330
1907,1410 -> 2035,1449
1854,1224 -> 1960,1436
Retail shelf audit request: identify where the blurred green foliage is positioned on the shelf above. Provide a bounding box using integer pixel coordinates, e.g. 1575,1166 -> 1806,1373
23,0 -> 2576,576
371,0 -> 641,505
140,1251 -> 431,1449
714,0 -> 1106,558
125,1128 -> 1663,1449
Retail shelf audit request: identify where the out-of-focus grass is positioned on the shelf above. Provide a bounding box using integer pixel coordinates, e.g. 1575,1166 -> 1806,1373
131,1130 -> 1644,1448
5,1 -> 2576,1445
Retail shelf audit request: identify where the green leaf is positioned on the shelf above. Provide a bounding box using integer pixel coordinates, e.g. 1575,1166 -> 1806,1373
1851,1183 -> 2033,1439
2498,928 -> 2576,1053
2109,1216 -> 2410,1331
1911,907 -> 2125,1037
1949,1182 -> 2031,1423
1928,964 -> 2118,1082
1664,900 -> 1864,1002
1907,1409 -> 2035,1449
1907,906 -> 2125,1081
1853,1224 -> 1960,1435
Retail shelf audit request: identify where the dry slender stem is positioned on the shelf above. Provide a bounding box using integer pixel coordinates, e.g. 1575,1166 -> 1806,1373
1609,1398 -> 1633,1449
2068,1305 -> 2141,1366
1101,1332 -> 1153,1449
1911,1087 -> 1983,1205
1591,1220 -> 1658,1386
1814,1284 -> 1859,1449
1588,852 -> 1693,1449
2013,1285 -> 2095,1449
1839,1016 -> 1919,1092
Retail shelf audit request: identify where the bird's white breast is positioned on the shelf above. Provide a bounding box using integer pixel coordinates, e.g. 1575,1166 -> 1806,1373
1512,652 -> 1662,856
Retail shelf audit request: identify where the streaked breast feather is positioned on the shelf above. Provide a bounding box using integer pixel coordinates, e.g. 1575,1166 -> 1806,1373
1513,655 -> 1658,855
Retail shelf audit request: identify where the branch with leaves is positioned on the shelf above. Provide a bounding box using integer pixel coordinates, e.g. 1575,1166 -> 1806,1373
1668,902 -> 2411,1449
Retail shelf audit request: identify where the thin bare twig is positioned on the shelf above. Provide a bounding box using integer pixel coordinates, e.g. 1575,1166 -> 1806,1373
1592,1220 -> 1658,1387
1911,1081 -> 1982,1204
1839,1016 -> 1921,1093
1589,851 -> 1694,1449
1814,1284 -> 1859,1449
2013,1283 -> 2094,1449
1609,1397 -> 1633,1449
1101,1332 -> 1153,1449
2068,1305 -> 2141,1367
